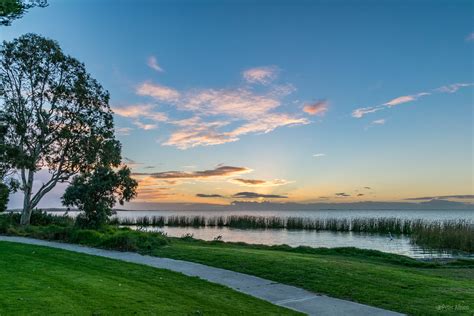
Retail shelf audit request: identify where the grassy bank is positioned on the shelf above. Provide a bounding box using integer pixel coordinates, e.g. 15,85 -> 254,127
112,214 -> 474,252
152,239 -> 474,316
1,213 -> 473,315
0,241 -> 298,315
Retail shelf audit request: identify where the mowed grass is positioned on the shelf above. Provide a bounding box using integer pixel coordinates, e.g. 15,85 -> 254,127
152,239 -> 474,316
0,241 -> 299,316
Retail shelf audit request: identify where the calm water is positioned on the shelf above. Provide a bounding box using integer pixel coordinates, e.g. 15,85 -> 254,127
68,209 -> 474,258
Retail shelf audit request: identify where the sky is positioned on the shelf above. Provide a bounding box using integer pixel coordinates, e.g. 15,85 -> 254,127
3,0 -> 474,208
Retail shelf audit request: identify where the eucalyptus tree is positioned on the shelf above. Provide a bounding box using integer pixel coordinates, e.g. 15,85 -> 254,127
0,34 -> 121,224
0,0 -> 48,26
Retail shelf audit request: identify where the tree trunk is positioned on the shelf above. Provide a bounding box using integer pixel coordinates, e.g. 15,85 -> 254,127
20,169 -> 34,225
20,204 -> 32,225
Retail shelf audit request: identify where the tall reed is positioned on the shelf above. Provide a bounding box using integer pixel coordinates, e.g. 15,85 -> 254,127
114,214 -> 473,252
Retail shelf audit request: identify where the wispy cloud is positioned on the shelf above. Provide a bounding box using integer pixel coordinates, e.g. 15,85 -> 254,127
229,178 -> 291,187
382,92 -> 430,107
466,32 -> 474,42
136,82 -> 180,102
113,104 -> 168,121
303,99 -> 329,116
163,119 -> 237,149
121,67 -> 317,148
115,127 -> 133,136
352,83 -> 473,118
232,192 -> 287,199
133,120 -> 158,130
435,83 -> 474,93
133,165 -> 251,179
371,119 -> 385,125
405,194 -> 474,201
147,56 -> 164,72
335,192 -> 350,197
352,106 -> 384,118
313,153 -> 325,157
180,87 -> 285,119
242,66 -> 278,85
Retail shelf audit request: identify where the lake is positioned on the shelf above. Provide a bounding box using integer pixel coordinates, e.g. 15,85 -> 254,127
59,209 -> 473,258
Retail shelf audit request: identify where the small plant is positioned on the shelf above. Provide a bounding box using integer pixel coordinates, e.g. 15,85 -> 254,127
181,233 -> 194,241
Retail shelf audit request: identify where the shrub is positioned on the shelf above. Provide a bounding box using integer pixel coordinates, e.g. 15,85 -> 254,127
0,183 -> 9,213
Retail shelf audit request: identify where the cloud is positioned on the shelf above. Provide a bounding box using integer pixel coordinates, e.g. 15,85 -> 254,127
164,114 -> 308,149
313,153 -> 325,157
229,113 -> 309,136
163,119 -> 237,149
122,157 -> 142,169
196,193 -> 224,198
180,88 -> 283,119
364,187 -> 372,190
232,192 -> 288,199
229,178 -> 291,187
382,92 -> 430,107
124,67 -> 315,148
405,194 -> 474,201
133,165 -> 251,179
352,83 -> 473,118
136,187 -> 174,201
147,56 -> 164,72
371,119 -> 385,125
113,104 -> 168,122
357,193 -> 364,197
466,32 -> 474,42
133,120 -> 158,130
303,100 -> 329,116
435,83 -> 474,93
136,82 -> 180,102
352,106 -> 384,118
113,104 -> 154,119
242,66 -> 278,85
115,127 -> 133,136
335,192 -> 350,197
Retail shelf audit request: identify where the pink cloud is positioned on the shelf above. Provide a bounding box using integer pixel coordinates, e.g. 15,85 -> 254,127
382,92 -> 429,107
136,82 -> 180,102
242,66 -> 278,85
303,100 -> 329,116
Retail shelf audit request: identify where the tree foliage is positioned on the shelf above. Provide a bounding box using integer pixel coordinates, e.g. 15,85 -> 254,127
0,34 -> 121,224
62,166 -> 138,228
0,0 -> 47,26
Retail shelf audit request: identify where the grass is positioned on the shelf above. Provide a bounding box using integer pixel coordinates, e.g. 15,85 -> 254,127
149,239 -> 474,316
0,241 -> 299,315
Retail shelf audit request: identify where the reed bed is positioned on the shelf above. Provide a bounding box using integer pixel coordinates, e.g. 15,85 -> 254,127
410,219 -> 473,253
114,215 -> 473,252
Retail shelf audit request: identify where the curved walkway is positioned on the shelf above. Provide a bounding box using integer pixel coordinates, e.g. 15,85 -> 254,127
0,236 -> 403,316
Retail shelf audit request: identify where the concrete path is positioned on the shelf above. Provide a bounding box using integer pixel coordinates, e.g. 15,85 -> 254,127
0,236 -> 403,316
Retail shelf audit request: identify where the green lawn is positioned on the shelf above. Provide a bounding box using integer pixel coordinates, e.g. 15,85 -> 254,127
0,241 -> 299,315
152,239 -> 474,316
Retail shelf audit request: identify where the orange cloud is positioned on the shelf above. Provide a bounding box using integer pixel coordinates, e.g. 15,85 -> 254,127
303,100 -> 329,116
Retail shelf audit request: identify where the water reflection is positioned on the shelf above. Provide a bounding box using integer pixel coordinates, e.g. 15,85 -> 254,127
137,225 -> 470,259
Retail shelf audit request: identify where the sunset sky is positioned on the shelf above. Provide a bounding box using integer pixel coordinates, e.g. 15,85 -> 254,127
4,0 -> 473,208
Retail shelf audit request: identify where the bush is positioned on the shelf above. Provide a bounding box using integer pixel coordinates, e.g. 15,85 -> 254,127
29,209 -> 74,226
0,183 -> 9,213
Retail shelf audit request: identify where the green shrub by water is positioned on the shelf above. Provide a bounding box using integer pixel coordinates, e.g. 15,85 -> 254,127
0,214 -> 169,253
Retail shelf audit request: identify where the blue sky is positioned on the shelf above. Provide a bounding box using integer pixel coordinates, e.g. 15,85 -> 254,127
4,0 -> 473,207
